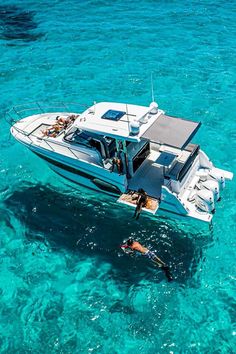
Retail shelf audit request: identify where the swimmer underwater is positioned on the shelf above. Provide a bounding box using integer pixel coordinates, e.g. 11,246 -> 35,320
121,238 -> 173,282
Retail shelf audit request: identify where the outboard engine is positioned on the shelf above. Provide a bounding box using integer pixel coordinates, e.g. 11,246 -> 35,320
196,168 -> 209,182
201,180 -> 220,201
195,189 -> 215,213
209,169 -> 225,190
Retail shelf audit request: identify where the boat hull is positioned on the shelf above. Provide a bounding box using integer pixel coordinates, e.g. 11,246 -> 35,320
17,143 -> 215,224
30,148 -> 122,197
49,162 -> 121,196
40,153 -> 197,223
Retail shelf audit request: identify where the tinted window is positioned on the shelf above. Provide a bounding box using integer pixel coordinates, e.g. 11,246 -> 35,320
73,131 -> 92,147
64,126 -> 78,141
133,142 -> 150,173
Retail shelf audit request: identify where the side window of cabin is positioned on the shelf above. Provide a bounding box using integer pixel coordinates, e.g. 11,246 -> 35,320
104,136 -> 116,157
90,139 -> 102,154
90,139 -> 106,158
64,129 -> 105,157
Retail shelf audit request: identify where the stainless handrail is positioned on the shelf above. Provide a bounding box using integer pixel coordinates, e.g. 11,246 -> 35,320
11,125 -> 123,184
7,100 -> 115,173
5,101 -> 88,126
12,124 -> 95,159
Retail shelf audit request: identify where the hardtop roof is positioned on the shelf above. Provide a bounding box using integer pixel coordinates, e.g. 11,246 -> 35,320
73,102 -> 201,147
142,114 -> 201,149
74,102 -> 161,141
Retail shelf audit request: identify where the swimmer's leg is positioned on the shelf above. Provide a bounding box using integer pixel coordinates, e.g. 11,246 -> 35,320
152,255 -> 166,267
162,266 -> 173,282
133,206 -> 138,218
152,254 -> 174,281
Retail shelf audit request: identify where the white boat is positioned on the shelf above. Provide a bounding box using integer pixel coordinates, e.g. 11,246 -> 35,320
8,100 -> 233,223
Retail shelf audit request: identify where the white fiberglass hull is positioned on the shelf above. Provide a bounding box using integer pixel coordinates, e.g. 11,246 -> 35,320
42,156 -> 194,222
29,146 -> 125,196
49,162 -> 121,196
16,141 -> 229,224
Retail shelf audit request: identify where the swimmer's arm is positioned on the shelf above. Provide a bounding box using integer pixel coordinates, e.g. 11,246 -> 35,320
121,244 -> 135,255
121,244 -> 129,249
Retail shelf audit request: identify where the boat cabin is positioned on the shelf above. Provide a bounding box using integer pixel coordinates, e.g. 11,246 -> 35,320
69,101 -> 201,198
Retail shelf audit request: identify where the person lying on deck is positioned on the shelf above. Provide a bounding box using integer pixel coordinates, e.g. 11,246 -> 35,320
41,114 -> 79,138
121,238 -> 173,281
132,188 -> 148,220
56,114 -> 78,128
56,116 -> 70,127
41,124 -> 62,138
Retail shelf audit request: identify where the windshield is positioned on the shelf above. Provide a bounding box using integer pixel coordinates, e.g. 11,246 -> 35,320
64,128 -> 91,147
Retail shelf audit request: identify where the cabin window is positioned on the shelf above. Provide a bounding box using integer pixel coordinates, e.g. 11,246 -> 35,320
74,131 -> 92,147
64,129 -> 106,158
103,136 -> 116,157
89,139 -> 102,155
132,141 -> 150,173
64,128 -> 92,147
64,126 -> 78,141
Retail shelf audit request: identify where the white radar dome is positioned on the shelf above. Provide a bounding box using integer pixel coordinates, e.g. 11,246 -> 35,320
149,101 -> 158,114
130,120 -> 140,135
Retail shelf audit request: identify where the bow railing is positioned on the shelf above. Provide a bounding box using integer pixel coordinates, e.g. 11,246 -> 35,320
6,101 -> 101,165
5,101 -> 88,126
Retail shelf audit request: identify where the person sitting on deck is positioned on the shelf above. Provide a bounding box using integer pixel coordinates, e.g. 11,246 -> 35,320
121,238 -> 173,282
41,113 -> 79,138
132,188 -> 148,220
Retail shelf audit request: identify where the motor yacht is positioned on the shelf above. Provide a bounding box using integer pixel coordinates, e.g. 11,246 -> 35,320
8,100 -> 233,223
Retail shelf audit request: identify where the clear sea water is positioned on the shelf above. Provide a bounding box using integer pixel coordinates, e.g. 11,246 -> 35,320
0,0 -> 236,352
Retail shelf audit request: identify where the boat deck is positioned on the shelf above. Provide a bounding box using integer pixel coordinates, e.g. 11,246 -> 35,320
128,150 -> 164,198
118,191 -> 159,211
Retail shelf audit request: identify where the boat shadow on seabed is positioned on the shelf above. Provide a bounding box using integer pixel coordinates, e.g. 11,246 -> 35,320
4,183 -> 212,285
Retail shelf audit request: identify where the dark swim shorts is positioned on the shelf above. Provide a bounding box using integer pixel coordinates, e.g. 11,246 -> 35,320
144,250 -> 157,261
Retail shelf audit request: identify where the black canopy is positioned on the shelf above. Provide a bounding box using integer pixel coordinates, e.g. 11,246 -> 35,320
142,114 -> 201,149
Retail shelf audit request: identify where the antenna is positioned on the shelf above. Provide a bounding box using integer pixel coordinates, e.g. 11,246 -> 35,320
126,103 -> 130,134
151,72 -> 155,102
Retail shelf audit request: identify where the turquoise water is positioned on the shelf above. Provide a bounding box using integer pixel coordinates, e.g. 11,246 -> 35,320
0,0 -> 236,352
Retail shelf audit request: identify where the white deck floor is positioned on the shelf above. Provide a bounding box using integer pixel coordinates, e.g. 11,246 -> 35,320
128,151 -> 164,198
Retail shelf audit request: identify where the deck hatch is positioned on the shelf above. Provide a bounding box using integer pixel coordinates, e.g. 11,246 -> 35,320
101,109 -> 126,121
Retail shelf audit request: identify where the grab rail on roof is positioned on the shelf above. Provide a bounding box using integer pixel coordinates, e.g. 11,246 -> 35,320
5,101 -> 88,126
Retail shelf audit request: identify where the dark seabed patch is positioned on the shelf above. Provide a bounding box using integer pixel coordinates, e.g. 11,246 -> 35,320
0,5 -> 44,42
4,183 -> 209,285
